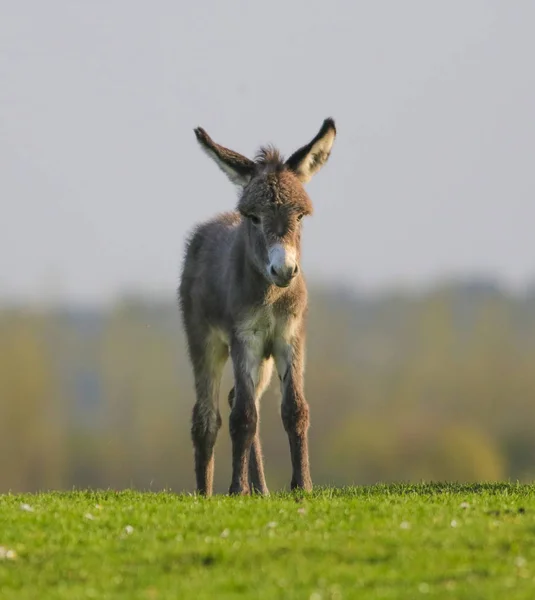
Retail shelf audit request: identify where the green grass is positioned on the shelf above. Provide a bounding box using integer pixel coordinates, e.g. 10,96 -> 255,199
1,484 -> 535,599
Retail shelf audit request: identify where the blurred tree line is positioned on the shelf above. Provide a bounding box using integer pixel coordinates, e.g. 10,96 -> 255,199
1,279 -> 535,493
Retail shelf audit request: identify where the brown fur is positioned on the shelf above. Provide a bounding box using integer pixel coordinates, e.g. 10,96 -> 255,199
179,119 -> 336,495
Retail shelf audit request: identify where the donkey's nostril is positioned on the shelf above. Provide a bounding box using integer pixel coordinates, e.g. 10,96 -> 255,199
270,265 -> 278,277
292,264 -> 299,277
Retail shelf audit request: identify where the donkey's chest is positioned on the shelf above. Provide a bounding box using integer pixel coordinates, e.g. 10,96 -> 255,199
236,306 -> 297,357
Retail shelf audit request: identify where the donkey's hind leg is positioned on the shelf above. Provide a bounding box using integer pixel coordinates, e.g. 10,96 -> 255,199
228,358 -> 273,495
190,335 -> 228,497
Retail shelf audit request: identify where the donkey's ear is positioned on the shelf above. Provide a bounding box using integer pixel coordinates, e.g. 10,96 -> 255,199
285,118 -> 337,184
194,127 -> 255,187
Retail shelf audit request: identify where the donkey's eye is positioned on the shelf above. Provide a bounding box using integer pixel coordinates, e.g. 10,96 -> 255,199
297,214 -> 304,222
249,215 -> 261,226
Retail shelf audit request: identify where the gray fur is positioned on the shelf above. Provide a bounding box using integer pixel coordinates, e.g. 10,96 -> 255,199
179,119 -> 336,495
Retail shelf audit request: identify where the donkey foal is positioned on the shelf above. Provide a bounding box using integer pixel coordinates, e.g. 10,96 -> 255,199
179,118 -> 336,496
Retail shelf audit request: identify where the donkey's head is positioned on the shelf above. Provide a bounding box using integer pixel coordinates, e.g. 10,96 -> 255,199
194,119 -> 336,288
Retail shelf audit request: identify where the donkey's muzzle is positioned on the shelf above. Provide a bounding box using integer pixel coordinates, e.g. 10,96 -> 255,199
267,243 -> 299,287
269,263 -> 299,287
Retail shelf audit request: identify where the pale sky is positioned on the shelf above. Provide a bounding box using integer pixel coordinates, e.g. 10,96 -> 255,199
1,1 -> 534,303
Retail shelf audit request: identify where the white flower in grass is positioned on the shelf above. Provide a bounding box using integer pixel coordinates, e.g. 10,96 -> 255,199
400,521 -> 411,530
220,529 -> 230,538
450,520 -> 458,528
94,504 -> 103,511
515,556 -> 527,568
0,547 -> 17,560
266,521 -> 278,529
84,513 -> 95,520
460,502 -> 470,509
20,503 -> 34,512
124,525 -> 134,535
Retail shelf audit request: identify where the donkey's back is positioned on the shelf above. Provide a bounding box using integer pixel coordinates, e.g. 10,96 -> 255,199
179,211 -> 240,326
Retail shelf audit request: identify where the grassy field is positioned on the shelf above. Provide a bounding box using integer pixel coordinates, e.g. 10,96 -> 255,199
1,484 -> 535,599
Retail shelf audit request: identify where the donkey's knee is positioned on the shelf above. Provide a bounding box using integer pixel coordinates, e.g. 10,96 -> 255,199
191,402 -> 222,449
281,399 -> 310,437
229,401 -> 258,442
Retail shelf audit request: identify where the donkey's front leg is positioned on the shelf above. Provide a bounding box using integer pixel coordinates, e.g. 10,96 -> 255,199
228,385 -> 269,496
228,340 -> 260,495
276,337 -> 312,492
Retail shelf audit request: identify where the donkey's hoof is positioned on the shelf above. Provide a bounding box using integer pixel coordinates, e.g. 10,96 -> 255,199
229,483 -> 250,496
291,479 -> 313,493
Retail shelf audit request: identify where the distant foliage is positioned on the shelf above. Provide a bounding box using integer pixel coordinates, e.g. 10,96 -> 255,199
1,281 -> 535,493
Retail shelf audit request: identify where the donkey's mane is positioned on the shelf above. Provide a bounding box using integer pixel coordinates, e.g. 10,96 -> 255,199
254,145 -> 286,173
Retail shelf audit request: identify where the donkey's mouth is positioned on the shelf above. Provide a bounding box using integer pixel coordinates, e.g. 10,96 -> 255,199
270,277 -> 293,289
